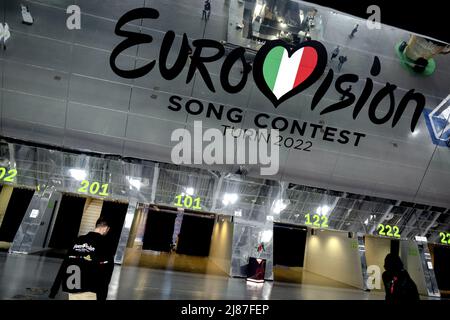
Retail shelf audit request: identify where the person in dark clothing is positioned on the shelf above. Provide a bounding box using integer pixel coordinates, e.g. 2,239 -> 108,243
337,55 -> 347,71
49,218 -> 114,300
330,46 -> 340,61
382,253 -> 420,302
349,23 -> 359,38
202,0 -> 211,20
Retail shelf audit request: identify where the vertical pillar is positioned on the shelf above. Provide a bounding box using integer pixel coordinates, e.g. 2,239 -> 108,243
230,219 -> 274,280
114,200 -> 137,264
356,233 -> 369,291
9,187 -> 59,254
416,241 -> 440,297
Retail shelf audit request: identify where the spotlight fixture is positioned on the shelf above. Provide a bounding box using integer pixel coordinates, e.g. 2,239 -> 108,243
222,193 -> 238,206
272,199 -> 288,214
126,176 -> 142,190
69,168 -> 87,181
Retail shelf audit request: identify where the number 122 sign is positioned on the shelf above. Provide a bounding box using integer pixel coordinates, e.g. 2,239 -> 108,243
304,214 -> 329,228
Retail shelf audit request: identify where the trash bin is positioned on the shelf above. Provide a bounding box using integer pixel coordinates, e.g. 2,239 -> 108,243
246,257 -> 266,283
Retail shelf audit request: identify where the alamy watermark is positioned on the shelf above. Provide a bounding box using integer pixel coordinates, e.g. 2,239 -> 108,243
171,121 -> 280,175
366,5 -> 381,30
366,265 -> 382,290
66,5 -> 81,30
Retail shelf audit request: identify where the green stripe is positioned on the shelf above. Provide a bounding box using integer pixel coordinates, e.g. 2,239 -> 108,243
263,46 -> 284,91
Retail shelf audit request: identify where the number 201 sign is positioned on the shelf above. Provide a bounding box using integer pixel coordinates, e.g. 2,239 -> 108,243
78,180 -> 109,196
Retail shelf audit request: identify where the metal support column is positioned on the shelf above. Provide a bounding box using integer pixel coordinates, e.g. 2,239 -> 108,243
114,200 -> 138,264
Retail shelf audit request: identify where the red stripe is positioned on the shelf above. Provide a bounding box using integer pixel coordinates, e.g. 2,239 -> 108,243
294,47 -> 318,87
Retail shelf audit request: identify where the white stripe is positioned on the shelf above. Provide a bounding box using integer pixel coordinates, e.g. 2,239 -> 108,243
272,48 -> 304,99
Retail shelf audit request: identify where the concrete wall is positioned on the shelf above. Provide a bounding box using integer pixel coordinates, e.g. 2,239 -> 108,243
0,185 -> 14,249
365,236 -> 391,269
209,217 -> 234,275
400,240 -> 428,295
78,198 -> 103,236
304,230 -> 364,289
0,185 -> 14,227
364,236 -> 391,291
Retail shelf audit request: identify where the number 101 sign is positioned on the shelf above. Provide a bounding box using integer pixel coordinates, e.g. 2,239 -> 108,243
174,194 -> 202,210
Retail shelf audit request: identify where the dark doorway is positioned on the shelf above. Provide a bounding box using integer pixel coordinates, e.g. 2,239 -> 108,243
142,209 -> 176,252
274,223 -> 307,267
48,194 -> 86,249
0,188 -> 34,242
433,245 -> 450,291
390,239 -> 400,256
176,215 -> 214,257
99,201 -> 128,256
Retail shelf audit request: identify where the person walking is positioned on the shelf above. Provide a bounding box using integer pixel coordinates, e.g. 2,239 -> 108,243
349,23 -> 359,38
337,55 -> 347,71
382,253 -> 420,302
202,0 -> 211,21
49,218 -> 114,300
206,0 -> 211,20
330,46 -> 340,61
0,23 -> 11,50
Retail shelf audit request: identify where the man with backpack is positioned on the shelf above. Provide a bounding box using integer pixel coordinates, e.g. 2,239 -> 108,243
382,253 -> 420,302
49,218 -> 114,300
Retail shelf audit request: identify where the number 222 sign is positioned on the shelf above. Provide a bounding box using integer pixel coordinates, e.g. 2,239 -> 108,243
377,224 -> 400,238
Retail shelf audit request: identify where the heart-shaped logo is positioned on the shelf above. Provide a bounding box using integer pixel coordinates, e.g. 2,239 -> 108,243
253,40 -> 327,107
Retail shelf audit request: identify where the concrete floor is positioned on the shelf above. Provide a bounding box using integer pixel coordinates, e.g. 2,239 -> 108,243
273,266 -> 358,290
123,248 -> 229,276
0,252 -> 389,300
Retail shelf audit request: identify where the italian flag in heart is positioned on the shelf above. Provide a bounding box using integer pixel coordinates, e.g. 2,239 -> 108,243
263,46 -> 318,100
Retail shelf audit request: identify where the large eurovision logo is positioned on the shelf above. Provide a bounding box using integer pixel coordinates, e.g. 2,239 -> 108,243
109,7 -> 427,137
253,40 -> 327,107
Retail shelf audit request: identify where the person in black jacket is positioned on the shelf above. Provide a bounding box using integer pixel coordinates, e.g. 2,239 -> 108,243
49,218 -> 114,300
382,253 -> 420,302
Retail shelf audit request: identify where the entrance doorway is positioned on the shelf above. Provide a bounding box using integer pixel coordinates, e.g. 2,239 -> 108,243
124,205 -> 232,276
273,224 -> 365,290
48,194 -> 86,249
429,243 -> 450,297
0,187 -> 34,249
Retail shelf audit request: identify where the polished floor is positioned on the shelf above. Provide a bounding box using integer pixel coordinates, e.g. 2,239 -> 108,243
273,266 -> 357,290
0,252 -> 389,300
123,248 -> 228,276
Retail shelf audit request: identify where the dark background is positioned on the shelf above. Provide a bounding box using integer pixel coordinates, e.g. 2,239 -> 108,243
176,215 -> 214,257
273,223 -> 307,267
100,201 -> 129,256
142,209 -> 177,252
48,194 -> 85,249
0,188 -> 34,242
306,0 -> 449,43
